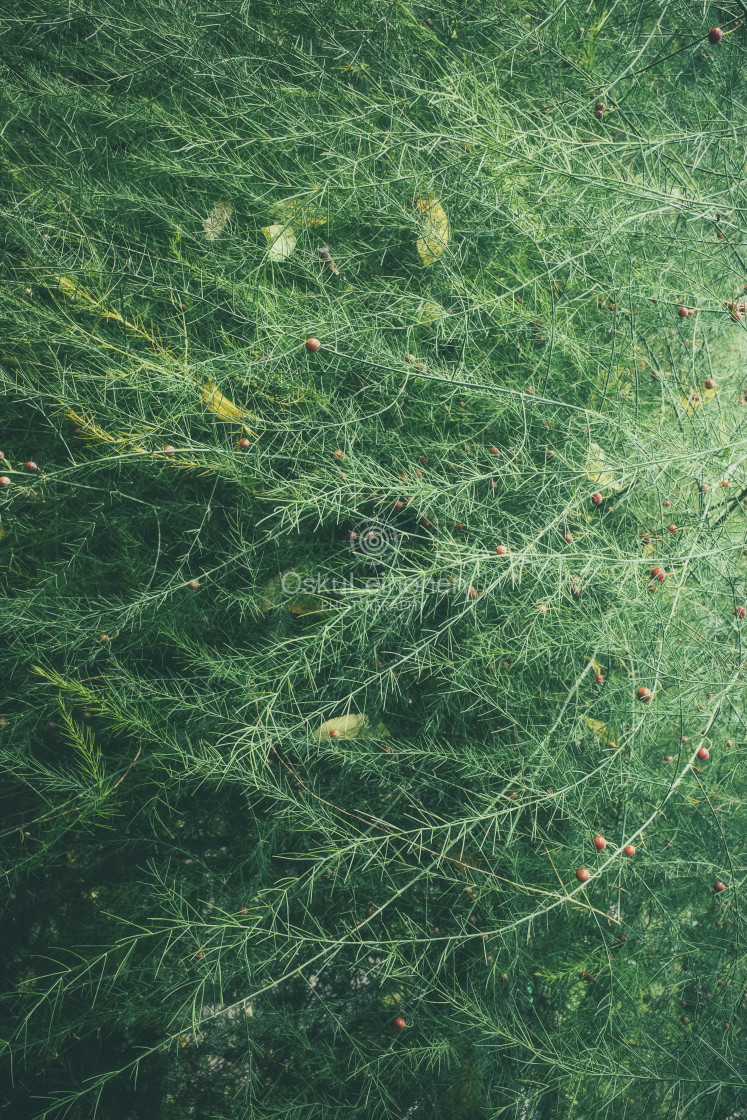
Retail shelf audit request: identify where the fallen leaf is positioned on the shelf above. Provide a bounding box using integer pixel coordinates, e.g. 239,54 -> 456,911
203,201 -> 233,240
415,196 -> 451,265
416,298 -> 445,324
680,389 -> 712,415
315,714 -> 390,740
585,442 -> 621,494
262,223 -> 297,261
200,381 -> 256,437
584,717 -> 619,750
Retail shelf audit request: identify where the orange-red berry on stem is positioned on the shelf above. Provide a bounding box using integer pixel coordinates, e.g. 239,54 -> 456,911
591,492 -> 603,505
26,461 -> 38,471
0,477 -> 11,487
637,686 -> 652,702
163,445 -> 175,457
708,26 -> 723,44
394,1016 -> 406,1029
696,746 -> 709,760
305,338 -> 321,353
576,867 -> 591,883
623,844 -> 636,857
714,880 -> 726,892
593,835 -> 606,851
496,544 -> 508,555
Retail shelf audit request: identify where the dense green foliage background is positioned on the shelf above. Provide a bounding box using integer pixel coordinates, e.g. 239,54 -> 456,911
0,1 -> 746,1117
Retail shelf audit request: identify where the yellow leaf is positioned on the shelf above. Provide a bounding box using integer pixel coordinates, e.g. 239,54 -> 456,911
415,196 -> 451,265
200,382 -> 256,438
262,223 -> 297,261
584,717 -> 618,750
416,298 -> 445,324
585,442 -> 621,494
679,386 -> 715,416
315,714 -> 390,740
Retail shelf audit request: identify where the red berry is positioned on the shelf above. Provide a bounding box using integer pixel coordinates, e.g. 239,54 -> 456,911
717,231 -> 724,240
696,746 -> 709,760
576,867 -> 591,883
656,569 -> 666,582
623,844 -> 636,857
678,307 -> 688,317
595,673 -> 604,684
163,445 -> 175,457
663,500 -> 671,508
704,379 -> 715,389
0,451 -> 4,458
496,544 -> 508,555
489,446 -> 500,455
394,500 -> 404,510
187,579 -> 200,589
721,479 -> 730,488
700,484 -> 708,492
708,26 -> 723,44
25,461 -> 38,471
637,686 -> 652,702
394,1017 -> 406,1029
239,437 -> 251,449
595,109 -> 604,120
734,606 -> 746,619
99,634 -> 109,643
564,531 -> 573,543
329,728 -> 341,739
687,309 -> 694,317
591,492 -> 603,505
466,585 -> 477,599
0,477 -> 10,487
725,739 -> 733,747
593,835 -> 606,850
664,755 -> 673,763
722,1022 -> 730,1030
305,338 -> 321,353
714,881 -> 726,892
333,449 -> 344,460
